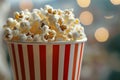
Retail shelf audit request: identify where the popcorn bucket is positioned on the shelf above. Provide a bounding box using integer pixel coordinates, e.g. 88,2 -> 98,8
7,39 -> 86,80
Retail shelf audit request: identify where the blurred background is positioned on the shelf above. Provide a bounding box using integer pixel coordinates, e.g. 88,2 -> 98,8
0,0 -> 120,80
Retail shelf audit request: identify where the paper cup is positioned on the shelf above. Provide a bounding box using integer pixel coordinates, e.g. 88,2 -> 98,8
6,39 -> 86,80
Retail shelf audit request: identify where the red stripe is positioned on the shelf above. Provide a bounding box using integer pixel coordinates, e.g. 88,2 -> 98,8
72,43 -> 79,80
63,44 -> 71,80
27,45 -> 35,80
39,45 -> 46,80
77,43 -> 84,80
11,44 -> 19,80
18,44 -> 26,80
52,45 -> 59,80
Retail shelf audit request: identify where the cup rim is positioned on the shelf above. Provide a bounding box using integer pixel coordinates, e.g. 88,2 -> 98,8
5,38 -> 87,45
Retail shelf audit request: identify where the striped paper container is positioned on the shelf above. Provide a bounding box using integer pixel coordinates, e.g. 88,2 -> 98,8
7,40 -> 86,80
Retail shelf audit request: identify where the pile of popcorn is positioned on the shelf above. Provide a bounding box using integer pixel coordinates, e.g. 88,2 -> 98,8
3,5 -> 86,42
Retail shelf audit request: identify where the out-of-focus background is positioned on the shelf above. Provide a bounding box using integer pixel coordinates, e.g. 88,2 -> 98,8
0,0 -> 120,80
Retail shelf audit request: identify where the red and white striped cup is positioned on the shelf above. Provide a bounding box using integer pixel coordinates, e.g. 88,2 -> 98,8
7,40 -> 86,80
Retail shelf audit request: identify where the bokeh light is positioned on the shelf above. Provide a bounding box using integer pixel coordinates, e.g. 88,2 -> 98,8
79,11 -> 93,25
77,0 -> 91,8
19,1 -> 33,10
110,0 -> 120,5
95,27 -> 109,42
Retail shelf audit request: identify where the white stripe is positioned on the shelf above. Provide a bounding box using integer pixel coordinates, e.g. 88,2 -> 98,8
68,44 -> 75,80
8,44 -> 16,80
14,44 -> 22,80
74,44 -> 81,80
46,44 -> 52,80
58,44 -> 65,80
22,44 -> 30,80
78,43 -> 84,79
33,45 -> 40,80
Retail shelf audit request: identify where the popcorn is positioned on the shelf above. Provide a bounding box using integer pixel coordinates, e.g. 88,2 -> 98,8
12,29 -> 20,37
14,12 -> 20,19
7,18 -> 17,28
30,20 -> 42,34
32,12 -> 41,21
56,24 -> 67,33
64,9 -> 74,16
42,29 -> 56,42
15,23 -> 20,28
14,10 -> 31,21
56,34 -> 70,41
19,34 -> 27,42
40,19 -> 49,27
44,5 -> 53,14
15,11 -> 24,21
5,34 -> 13,40
20,20 -> 31,32
24,9 -> 31,17
60,24 -> 67,31
4,28 -> 12,35
33,34 -> 42,42
3,5 -> 86,42
48,14 -> 60,24
19,11 -> 25,16
57,9 -> 63,15
26,35 -> 33,42
55,23 -> 60,29
53,9 -> 57,14
58,17 -> 64,25
74,19 -> 80,24
72,32 -> 80,40
44,5 -> 53,10
41,25 -> 49,32
40,8 -> 48,16
68,32 -> 73,38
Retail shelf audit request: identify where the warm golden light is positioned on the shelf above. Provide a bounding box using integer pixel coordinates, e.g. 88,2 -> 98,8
95,27 -> 109,42
77,0 -> 91,8
79,11 -> 93,25
110,0 -> 120,5
20,1 -> 33,10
